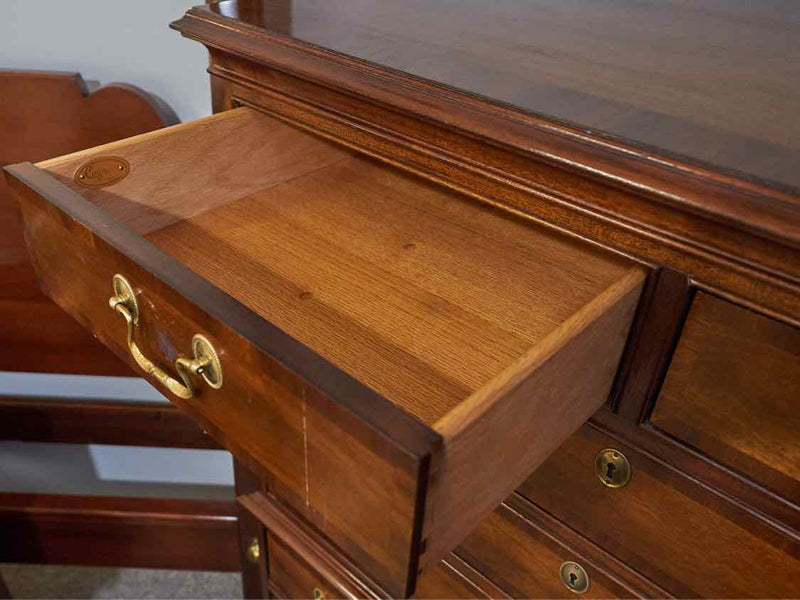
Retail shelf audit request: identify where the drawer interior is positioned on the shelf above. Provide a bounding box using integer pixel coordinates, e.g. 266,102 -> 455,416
15,106 -> 646,593
35,107 -> 638,428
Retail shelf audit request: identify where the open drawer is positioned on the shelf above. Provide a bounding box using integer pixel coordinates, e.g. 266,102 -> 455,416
4,107 -> 645,597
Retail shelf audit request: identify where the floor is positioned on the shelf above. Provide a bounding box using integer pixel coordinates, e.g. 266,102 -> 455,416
0,564 -> 242,599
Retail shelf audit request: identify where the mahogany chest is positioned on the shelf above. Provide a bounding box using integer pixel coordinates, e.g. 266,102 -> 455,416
5,1 -> 799,597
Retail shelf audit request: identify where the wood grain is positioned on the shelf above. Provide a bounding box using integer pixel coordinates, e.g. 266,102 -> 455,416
189,0 -> 800,189
518,423 -> 800,598
268,534 -> 490,600
456,500 -> 665,599
234,460 -> 270,599
38,107 -> 350,236
0,493 -> 238,572
174,6 -> 800,251
252,489 -> 491,599
610,267 -> 692,421
197,43 -> 800,324
653,292 -> 800,503
5,156 -> 436,597
241,491 -> 385,600
37,109 -> 633,426
8,107 -> 645,596
422,267 -> 644,568
0,69 -> 176,374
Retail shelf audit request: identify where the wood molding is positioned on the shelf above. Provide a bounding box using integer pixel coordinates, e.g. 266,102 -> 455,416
189,52 -> 800,324
0,493 -> 239,572
235,460 -> 270,599
590,408 -> 800,540
500,495 -> 671,599
171,8 -> 800,245
239,491 -> 386,599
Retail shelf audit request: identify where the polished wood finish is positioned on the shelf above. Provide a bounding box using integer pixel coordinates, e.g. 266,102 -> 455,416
422,267 -> 643,568
0,397 -> 218,448
0,493 -> 238,572
456,499 -> 666,599
252,489 -> 494,599
190,1 -> 800,190
269,535 -> 349,600
653,293 -> 800,503
176,5 -> 800,599
174,20 -> 800,326
5,107 -> 644,595
36,109 -> 637,427
518,423 -> 800,598
241,491 -> 386,599
234,460 -> 270,599
411,561 -> 491,600
9,4 -> 800,598
0,69 -> 176,375
610,267 -> 692,421
268,535 -> 490,600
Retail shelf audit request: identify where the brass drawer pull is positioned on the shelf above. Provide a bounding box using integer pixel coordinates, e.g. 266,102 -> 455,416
108,274 -> 223,399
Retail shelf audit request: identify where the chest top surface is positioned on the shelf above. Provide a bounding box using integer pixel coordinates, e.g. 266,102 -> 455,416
204,0 -> 799,192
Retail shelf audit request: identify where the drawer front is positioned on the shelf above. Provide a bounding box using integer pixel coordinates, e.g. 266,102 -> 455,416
517,423 -> 800,598
6,163 -> 432,598
269,535 -> 346,600
268,535 -> 487,600
456,502 -> 657,599
652,292 -> 800,502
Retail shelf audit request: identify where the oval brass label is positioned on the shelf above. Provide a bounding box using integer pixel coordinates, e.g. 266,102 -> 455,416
74,156 -> 130,188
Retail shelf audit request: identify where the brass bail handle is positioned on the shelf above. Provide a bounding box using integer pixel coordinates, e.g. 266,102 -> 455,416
108,274 -> 223,399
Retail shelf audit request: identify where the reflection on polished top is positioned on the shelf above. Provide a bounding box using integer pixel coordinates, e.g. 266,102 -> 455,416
208,0 -> 800,190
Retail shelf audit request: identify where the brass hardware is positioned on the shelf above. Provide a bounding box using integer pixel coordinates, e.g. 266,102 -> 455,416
559,561 -> 590,594
594,448 -> 632,488
75,156 -> 130,188
313,587 -> 327,600
108,274 -> 223,398
246,537 -> 261,563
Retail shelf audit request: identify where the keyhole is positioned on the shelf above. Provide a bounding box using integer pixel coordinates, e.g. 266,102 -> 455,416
605,461 -> 616,481
568,573 -> 578,587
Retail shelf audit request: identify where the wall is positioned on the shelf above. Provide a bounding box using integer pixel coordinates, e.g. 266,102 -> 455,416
0,0 -> 233,497
0,0 -> 211,121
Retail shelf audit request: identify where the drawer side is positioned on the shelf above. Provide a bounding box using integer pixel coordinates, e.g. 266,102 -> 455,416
422,267 -> 645,569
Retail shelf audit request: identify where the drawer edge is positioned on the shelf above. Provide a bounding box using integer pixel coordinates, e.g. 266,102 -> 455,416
3,160 -> 440,458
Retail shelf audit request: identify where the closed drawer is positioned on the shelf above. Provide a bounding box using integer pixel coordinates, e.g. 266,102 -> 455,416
456,501 -> 662,598
268,535 -> 487,600
518,423 -> 800,598
4,107 -> 644,597
653,292 -> 800,502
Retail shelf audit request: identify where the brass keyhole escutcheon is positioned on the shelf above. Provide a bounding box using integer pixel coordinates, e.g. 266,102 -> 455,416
559,561 -> 590,594
594,448 -> 632,488
313,587 -> 327,600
